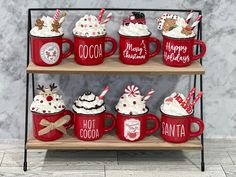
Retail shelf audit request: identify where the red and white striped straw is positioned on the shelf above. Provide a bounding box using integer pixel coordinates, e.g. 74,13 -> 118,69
99,86 -> 109,100
189,91 -> 203,108
98,8 -> 105,24
185,88 -> 196,103
191,15 -> 202,30
143,89 -> 155,101
53,9 -> 60,23
103,12 -> 112,24
185,10 -> 193,24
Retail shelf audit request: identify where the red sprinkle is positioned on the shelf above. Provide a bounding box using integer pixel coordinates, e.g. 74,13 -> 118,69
129,112 -> 132,115
43,110 -> 46,113
32,107 -> 35,110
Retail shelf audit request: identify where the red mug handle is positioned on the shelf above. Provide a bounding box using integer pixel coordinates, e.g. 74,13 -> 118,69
104,36 -> 117,58
62,38 -> 74,59
190,117 -> 204,137
62,110 -> 74,129
145,114 -> 160,136
193,39 -> 206,61
104,112 -> 116,133
149,37 -> 161,58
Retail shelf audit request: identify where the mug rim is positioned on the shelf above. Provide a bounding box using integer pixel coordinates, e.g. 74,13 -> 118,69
162,33 -> 196,40
118,31 -> 152,38
73,33 -> 107,38
160,109 -> 193,118
72,109 -> 106,115
30,34 -> 64,38
31,108 -> 66,115
116,107 -> 149,116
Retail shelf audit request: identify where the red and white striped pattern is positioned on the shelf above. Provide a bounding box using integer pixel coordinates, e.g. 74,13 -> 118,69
143,89 -> 155,101
185,87 -> 196,103
191,15 -> 202,30
189,91 -> 203,108
99,86 -> 109,100
98,8 -> 105,24
103,12 -> 112,24
125,85 -> 140,97
53,9 -> 60,23
185,10 -> 193,24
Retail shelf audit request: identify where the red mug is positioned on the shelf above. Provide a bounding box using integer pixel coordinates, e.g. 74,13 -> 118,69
32,109 -> 74,141
116,111 -> 160,142
161,111 -> 204,143
119,33 -> 161,65
74,112 -> 116,141
73,34 -> 117,65
162,35 -> 206,67
31,35 -> 74,66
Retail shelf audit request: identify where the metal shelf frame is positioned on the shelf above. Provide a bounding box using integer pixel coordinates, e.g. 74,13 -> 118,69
24,8 -> 205,172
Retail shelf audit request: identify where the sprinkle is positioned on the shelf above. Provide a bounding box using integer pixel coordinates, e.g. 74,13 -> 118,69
123,104 -> 126,107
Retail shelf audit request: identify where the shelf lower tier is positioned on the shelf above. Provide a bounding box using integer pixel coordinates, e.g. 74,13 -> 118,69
26,55 -> 205,75
26,130 -> 201,150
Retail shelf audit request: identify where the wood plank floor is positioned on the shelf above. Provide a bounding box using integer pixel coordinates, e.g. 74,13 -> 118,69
0,139 -> 235,177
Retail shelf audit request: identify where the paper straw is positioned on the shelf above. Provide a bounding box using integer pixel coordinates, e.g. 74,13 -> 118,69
143,89 -> 155,101
189,91 -> 203,108
185,10 -> 193,24
191,15 -> 202,30
185,88 -> 196,103
103,12 -> 112,24
99,86 -> 109,100
53,9 -> 60,23
98,8 -> 105,24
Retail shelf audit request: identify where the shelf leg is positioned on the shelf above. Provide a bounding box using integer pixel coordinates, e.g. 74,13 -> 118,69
23,72 -> 29,172
200,74 -> 205,172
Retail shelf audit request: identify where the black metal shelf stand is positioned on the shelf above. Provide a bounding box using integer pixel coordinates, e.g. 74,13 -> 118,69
24,8 -> 205,172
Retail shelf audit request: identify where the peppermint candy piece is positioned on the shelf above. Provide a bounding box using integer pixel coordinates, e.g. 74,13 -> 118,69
124,85 -> 140,97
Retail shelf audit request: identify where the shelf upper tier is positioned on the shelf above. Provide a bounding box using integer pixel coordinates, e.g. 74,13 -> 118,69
26,131 -> 201,150
27,55 -> 205,75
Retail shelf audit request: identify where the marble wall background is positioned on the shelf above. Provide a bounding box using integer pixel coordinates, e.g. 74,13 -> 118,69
0,0 -> 235,139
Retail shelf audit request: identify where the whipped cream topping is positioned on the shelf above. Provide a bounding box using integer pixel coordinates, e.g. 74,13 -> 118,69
116,85 -> 148,115
30,94 -> 65,114
163,18 -> 195,38
160,92 -> 190,116
72,92 -> 105,114
73,15 -> 106,37
119,23 -> 150,36
30,16 -> 63,37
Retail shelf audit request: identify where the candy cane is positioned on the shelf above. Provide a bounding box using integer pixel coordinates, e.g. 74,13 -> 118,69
185,10 -> 193,24
191,15 -> 202,30
143,89 -> 155,101
103,12 -> 112,24
189,91 -> 203,108
185,88 -> 196,103
99,86 -> 109,100
53,9 -> 60,23
98,8 -> 105,24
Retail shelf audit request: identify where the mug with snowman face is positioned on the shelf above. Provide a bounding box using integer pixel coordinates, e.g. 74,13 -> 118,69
30,34 -> 73,66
